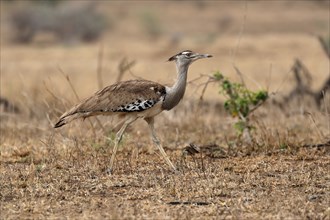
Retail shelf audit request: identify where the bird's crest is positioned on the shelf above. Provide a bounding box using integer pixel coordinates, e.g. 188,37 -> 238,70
168,50 -> 193,61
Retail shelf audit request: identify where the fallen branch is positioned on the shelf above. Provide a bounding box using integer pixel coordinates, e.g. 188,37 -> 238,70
277,59 -> 329,109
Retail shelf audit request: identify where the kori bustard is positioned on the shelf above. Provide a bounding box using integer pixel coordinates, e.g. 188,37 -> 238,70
54,50 -> 212,172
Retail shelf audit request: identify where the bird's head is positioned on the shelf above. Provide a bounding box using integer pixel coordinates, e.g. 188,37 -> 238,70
168,50 -> 212,66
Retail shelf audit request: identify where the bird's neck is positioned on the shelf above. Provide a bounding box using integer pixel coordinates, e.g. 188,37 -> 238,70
162,63 -> 189,110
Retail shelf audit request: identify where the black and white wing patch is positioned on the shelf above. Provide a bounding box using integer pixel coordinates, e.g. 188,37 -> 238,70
114,99 -> 158,112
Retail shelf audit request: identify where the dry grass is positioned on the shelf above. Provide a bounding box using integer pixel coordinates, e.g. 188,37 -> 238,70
1,1 -> 330,219
1,144 -> 329,219
1,99 -> 329,219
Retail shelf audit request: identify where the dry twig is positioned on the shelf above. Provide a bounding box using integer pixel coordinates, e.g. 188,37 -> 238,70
57,66 -> 101,137
116,57 -> 136,83
96,43 -> 104,90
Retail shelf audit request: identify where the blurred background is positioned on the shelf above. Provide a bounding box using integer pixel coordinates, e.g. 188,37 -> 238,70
0,0 -> 329,117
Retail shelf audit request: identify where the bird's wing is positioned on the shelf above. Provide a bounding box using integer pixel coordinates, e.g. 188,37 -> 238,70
62,79 -> 166,117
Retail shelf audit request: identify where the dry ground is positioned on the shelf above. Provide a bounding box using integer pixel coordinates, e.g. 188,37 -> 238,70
1,150 -> 329,219
1,1 -> 330,219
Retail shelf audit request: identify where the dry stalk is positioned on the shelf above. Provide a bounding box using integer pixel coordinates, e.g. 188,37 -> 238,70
96,43 -> 104,90
233,65 -> 246,87
45,113 -> 54,127
199,76 -> 217,101
304,112 -> 325,140
116,57 -> 136,83
43,81 -> 67,108
231,0 -> 247,63
57,67 -> 81,101
187,73 -> 210,85
57,66 -> 97,137
18,72 -> 36,116
187,73 -> 217,101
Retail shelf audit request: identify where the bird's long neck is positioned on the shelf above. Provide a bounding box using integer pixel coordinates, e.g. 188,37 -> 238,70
162,62 -> 189,110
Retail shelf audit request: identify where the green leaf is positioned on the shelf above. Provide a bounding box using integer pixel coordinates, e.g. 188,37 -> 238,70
214,70 -> 268,136
213,71 -> 224,80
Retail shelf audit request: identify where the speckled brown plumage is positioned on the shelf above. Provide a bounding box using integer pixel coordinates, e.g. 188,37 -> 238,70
54,79 -> 166,128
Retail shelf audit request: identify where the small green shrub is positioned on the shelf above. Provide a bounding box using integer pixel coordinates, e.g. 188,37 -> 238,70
214,71 -> 268,138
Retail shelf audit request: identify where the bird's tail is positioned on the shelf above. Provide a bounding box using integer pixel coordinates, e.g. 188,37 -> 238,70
54,96 -> 103,128
54,103 -> 90,128
54,112 -> 82,128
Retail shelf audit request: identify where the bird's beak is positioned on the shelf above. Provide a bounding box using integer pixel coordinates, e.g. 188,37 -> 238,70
193,53 -> 213,60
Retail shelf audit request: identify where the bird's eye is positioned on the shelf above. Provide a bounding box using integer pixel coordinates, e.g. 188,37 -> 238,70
181,51 -> 192,57
182,52 -> 192,57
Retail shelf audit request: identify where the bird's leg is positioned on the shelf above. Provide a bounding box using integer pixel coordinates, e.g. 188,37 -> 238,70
145,117 -> 176,171
109,116 -> 137,173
